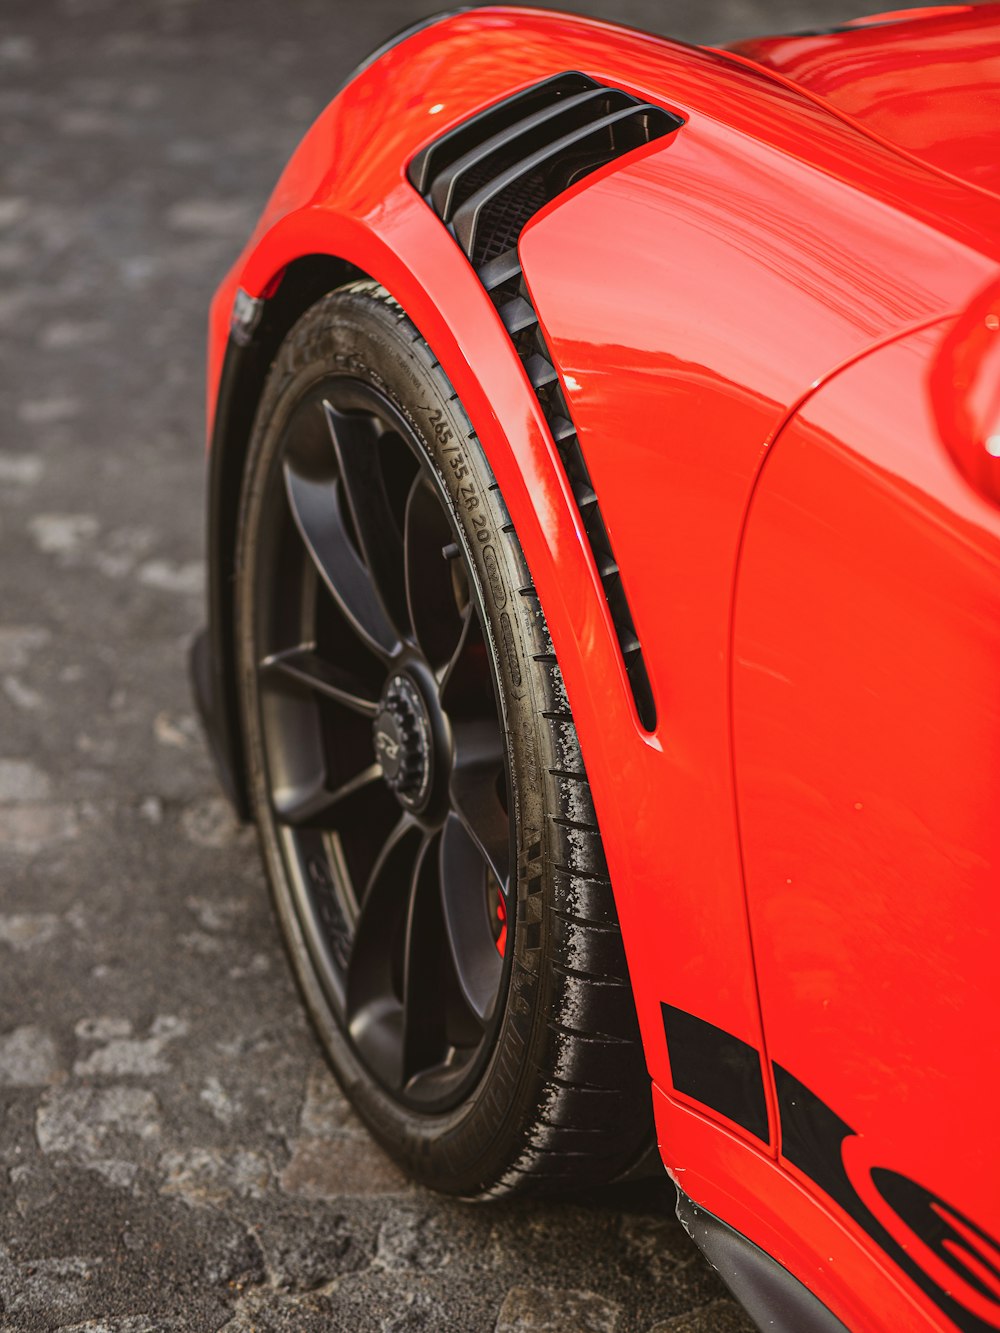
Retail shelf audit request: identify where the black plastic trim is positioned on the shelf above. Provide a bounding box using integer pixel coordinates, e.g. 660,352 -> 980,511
675,1190 -> 852,1333
661,1003 -> 769,1143
198,334 -> 262,821
430,86 -> 613,221
451,102 -> 667,259
198,258 -> 359,820
189,626 -> 244,812
408,72 -> 682,732
409,71 -> 595,196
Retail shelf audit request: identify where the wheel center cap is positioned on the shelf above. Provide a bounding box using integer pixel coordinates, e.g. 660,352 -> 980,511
373,675 -> 432,809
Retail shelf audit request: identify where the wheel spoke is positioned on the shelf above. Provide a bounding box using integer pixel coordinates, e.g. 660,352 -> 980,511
260,645 -> 380,717
322,401 -> 409,637
439,814 -> 504,1022
439,605 -> 492,711
399,835 -> 451,1081
449,716 -> 510,890
404,475 -> 466,669
346,817 -> 421,1091
284,457 -> 399,660
273,762 -> 382,828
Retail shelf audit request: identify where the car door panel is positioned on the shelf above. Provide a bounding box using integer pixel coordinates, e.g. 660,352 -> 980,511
733,320 -> 1000,1331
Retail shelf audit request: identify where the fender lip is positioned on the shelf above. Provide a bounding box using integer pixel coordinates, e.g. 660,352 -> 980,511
193,330 -> 259,823
675,1189 -> 851,1333
189,625 -> 246,816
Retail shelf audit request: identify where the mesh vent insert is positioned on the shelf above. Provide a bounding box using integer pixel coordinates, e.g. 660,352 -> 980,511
409,72 -> 683,731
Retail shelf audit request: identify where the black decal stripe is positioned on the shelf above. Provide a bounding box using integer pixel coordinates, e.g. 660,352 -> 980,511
873,1170 -> 1000,1307
661,1004 -> 769,1143
774,1064 -> 1000,1333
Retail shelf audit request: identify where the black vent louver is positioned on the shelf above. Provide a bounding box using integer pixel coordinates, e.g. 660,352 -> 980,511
409,73 -> 682,731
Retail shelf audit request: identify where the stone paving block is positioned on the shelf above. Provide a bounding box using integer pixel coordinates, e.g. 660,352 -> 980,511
650,1299 -> 758,1331
280,1135 -> 411,1200
495,1285 -> 622,1332
0,1025 -> 62,1087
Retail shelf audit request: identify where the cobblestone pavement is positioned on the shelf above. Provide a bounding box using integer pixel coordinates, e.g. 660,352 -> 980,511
0,0 -> 939,1328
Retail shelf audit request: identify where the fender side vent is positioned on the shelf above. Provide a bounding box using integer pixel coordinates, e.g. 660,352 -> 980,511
409,73 -> 680,731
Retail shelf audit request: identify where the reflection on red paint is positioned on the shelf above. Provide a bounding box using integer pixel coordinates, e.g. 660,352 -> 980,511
730,4 -> 1000,193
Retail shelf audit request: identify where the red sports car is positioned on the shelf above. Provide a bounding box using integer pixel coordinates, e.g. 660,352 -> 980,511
191,7 -> 1000,1330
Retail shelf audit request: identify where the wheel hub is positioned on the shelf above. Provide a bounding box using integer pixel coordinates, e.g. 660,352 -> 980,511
373,674 -> 433,809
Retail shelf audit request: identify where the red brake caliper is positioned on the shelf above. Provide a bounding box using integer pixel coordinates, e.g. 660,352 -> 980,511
495,893 -> 507,957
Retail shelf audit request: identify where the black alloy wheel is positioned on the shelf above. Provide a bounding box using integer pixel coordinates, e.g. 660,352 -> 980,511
254,376 -> 512,1112
235,281 -> 651,1196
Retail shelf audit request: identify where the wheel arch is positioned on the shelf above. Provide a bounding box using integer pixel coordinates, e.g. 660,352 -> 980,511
200,215 -> 634,822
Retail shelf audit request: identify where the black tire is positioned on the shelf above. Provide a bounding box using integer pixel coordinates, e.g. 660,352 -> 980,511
234,279 -> 651,1196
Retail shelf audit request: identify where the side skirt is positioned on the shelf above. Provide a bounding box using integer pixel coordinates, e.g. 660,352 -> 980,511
675,1189 -> 851,1333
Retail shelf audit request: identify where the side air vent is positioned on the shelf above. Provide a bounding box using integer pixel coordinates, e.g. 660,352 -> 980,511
409,73 -> 682,731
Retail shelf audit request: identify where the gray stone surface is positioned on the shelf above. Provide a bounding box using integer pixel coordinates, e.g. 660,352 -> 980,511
0,0 -> 945,1327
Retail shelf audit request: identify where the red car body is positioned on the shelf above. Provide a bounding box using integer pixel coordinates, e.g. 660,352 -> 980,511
201,8 -> 1000,1330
